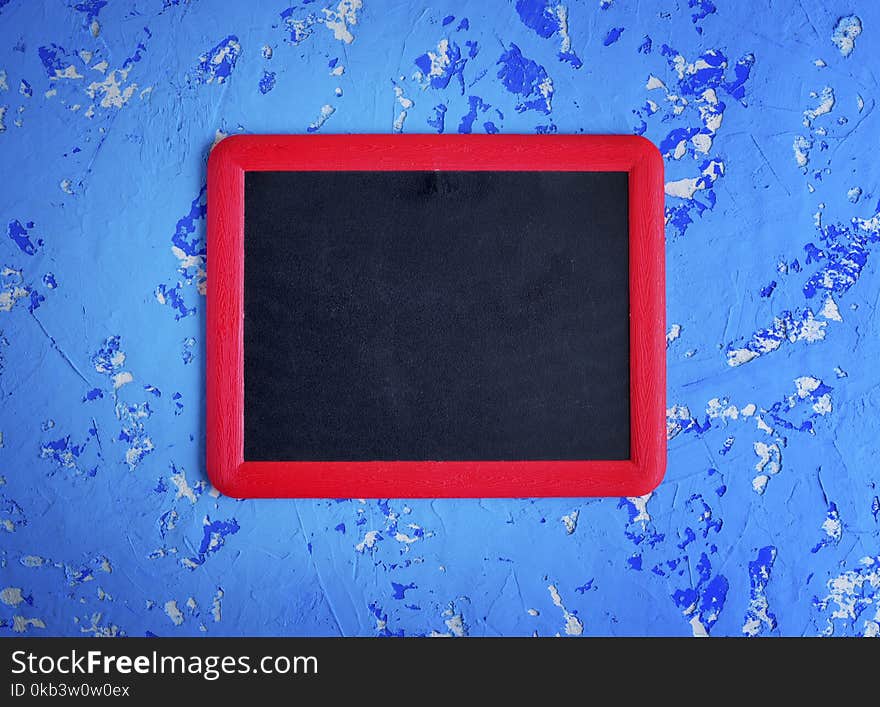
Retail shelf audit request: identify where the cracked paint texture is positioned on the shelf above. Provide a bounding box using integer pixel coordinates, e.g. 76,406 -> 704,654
1,0 -> 879,637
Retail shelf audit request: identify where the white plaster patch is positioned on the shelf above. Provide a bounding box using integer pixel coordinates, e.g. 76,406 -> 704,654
707,397 -> 739,421
754,441 -> 781,474
728,309 -> 827,367
430,603 -> 469,637
742,552 -> 777,636
418,38 -> 455,86
560,510 -> 579,535
831,15 -> 862,57
87,67 -> 138,108
1,587 -> 25,606
394,523 -> 427,544
308,103 -> 335,132
727,348 -> 758,366
864,606 -> 880,637
170,468 -> 199,503
665,159 -> 724,199
445,612 -> 467,637
794,376 -> 821,398
95,348 -> 125,374
753,442 -> 781,493
355,530 -> 381,553
323,0 -> 362,44
689,615 -> 708,637
672,140 -> 687,160
0,267 -> 33,311
817,556 -> 880,635
813,394 -> 832,415
124,440 -> 152,469
822,510 -> 842,543
665,177 -> 700,199
199,38 -> 240,85
548,584 -> 583,635
212,588 -> 223,622
800,312 -> 827,342
792,135 -> 813,167
395,87 -> 413,110
393,85 -> 412,132
666,404 -> 693,440
627,493 -> 652,525
555,4 -> 573,55
164,600 -> 184,626
537,75 -> 554,112
112,371 -> 133,389
51,65 -> 84,81
821,295 -> 842,321
13,616 -> 46,633
803,86 -> 835,127
691,132 -> 712,154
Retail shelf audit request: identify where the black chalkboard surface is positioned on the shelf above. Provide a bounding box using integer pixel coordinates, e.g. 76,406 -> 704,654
243,170 -> 630,462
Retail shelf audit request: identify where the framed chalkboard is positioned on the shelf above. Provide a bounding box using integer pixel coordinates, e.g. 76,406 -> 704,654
207,135 -> 665,498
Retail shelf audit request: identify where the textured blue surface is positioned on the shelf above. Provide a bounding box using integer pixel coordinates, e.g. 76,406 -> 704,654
1,0 -> 879,637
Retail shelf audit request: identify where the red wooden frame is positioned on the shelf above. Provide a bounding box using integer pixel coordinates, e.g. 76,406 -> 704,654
207,134 -> 665,498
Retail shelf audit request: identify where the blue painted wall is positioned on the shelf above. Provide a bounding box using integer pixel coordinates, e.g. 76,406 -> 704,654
1,0 -> 879,637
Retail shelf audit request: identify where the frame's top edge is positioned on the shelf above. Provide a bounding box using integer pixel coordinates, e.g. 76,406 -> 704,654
208,133 -> 661,173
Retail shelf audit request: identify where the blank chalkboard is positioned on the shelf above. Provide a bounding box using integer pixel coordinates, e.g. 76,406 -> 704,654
242,170 -> 630,462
